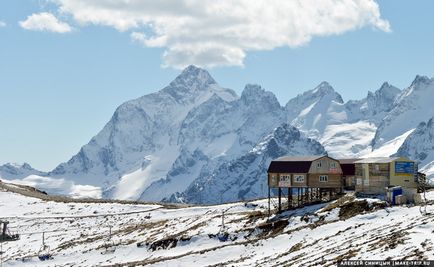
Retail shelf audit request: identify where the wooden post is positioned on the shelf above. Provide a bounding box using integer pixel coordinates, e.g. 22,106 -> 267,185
297,188 -> 300,207
309,188 -> 312,203
278,187 -> 282,213
268,187 -> 271,218
287,187 -> 291,210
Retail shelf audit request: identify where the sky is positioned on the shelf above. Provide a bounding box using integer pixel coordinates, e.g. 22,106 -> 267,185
0,0 -> 434,171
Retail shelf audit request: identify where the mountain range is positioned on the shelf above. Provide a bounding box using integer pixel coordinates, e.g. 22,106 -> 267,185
1,66 -> 433,203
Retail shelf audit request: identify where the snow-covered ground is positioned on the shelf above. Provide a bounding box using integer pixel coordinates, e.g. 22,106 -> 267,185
1,183 -> 433,266
3,175 -> 102,199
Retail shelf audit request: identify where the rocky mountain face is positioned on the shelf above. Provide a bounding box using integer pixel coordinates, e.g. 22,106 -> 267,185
372,76 -> 434,149
6,65 -> 434,203
50,66 -> 237,197
167,124 -> 326,204
395,115 -> 434,180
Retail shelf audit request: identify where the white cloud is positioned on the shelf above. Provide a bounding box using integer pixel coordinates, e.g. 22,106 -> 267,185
52,0 -> 390,68
19,12 -> 72,33
0,21 -> 6,27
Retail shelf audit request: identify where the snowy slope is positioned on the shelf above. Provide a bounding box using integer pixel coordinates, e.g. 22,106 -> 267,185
319,82 -> 401,158
1,182 -> 433,266
372,76 -> 434,149
169,124 -> 326,204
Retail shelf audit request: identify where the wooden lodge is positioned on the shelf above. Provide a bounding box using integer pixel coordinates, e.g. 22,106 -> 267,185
267,156 -> 344,212
267,155 -> 423,213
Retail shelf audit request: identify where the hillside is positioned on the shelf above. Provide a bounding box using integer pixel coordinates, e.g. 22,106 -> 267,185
1,181 -> 433,266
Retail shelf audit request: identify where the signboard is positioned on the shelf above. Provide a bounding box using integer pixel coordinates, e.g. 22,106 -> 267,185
395,161 -> 414,176
329,167 -> 339,174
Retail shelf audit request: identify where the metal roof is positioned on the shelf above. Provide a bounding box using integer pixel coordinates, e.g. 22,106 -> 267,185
273,155 -> 326,162
354,157 -> 401,164
337,158 -> 360,164
267,161 -> 312,173
268,155 -> 334,173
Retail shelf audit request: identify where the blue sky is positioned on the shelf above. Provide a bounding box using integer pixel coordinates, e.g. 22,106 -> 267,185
0,0 -> 433,171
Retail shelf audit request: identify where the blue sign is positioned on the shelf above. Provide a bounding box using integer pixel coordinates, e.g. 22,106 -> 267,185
395,161 -> 414,175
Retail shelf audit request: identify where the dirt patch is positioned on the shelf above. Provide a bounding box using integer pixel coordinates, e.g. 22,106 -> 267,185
289,242 -> 303,253
257,219 -> 289,237
322,195 -> 356,213
339,200 -> 386,220
333,248 -> 361,262
149,237 -> 179,251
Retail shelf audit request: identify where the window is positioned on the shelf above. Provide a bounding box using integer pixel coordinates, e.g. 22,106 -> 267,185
294,175 -> 305,182
319,175 -> 328,182
374,164 -> 380,172
280,175 -> 290,182
330,162 -> 336,168
317,161 -> 322,168
278,174 -> 291,187
271,175 -> 277,185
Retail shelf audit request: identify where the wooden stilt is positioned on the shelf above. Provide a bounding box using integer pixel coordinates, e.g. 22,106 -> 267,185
278,187 -> 282,213
287,187 -> 291,210
309,188 -> 312,203
297,188 -> 300,207
268,187 -> 271,218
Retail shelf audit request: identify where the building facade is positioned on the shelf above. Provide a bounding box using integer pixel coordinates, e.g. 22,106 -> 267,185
354,157 -> 418,195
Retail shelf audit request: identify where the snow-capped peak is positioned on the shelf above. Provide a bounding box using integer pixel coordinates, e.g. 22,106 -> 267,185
241,84 -> 281,107
169,65 -> 217,90
410,75 -> 431,87
377,82 -> 400,96
365,82 -> 400,110
0,162 -> 46,180
310,81 -> 343,102
1,162 -> 36,171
